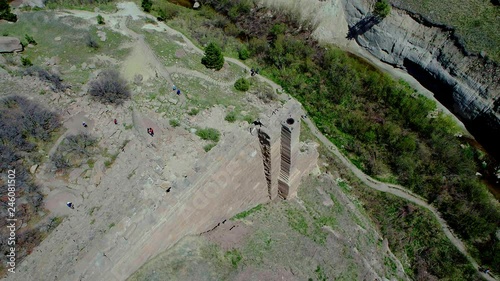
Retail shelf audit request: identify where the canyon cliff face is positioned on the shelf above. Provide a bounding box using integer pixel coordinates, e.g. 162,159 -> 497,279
342,0 -> 500,156
258,0 -> 500,157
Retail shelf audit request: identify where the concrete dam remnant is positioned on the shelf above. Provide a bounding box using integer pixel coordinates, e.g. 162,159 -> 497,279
257,101 -> 309,200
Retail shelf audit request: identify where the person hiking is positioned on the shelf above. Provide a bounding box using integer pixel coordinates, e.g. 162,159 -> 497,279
177,89 -> 181,95
173,85 -> 176,91
150,128 -> 154,136
114,119 -> 117,125
82,122 -> 87,128
66,202 -> 74,209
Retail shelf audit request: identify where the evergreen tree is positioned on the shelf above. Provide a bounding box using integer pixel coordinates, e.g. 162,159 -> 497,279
0,0 -> 17,22
201,42 -> 224,70
141,0 -> 152,13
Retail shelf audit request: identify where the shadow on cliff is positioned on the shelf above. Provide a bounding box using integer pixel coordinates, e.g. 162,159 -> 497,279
346,15 -> 382,40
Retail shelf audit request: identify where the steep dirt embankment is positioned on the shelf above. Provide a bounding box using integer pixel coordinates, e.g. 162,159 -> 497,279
344,0 -> 500,158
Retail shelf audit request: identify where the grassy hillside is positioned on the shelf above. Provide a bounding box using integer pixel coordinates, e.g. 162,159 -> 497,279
391,0 -> 500,62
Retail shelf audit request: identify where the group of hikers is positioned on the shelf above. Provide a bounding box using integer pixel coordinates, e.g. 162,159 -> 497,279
68,84 -> 193,210
172,84 -> 181,95
83,117 -> 157,137
250,68 -> 259,76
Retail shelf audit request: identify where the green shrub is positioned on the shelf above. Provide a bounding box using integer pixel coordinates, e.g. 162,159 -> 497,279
196,128 -> 220,142
201,42 -> 224,70
270,23 -> 286,36
225,111 -> 237,122
24,34 -> 37,45
243,115 -> 254,124
141,0 -> 152,12
97,14 -> 105,25
374,0 -> 391,18
157,6 -> 178,21
238,46 -> 250,60
225,249 -> 243,268
233,204 -> 263,219
234,77 -> 250,91
169,119 -> 180,127
21,57 -> 33,66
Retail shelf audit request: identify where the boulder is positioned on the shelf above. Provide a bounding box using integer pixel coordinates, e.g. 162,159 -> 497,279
30,164 -> 39,174
193,1 -> 200,9
54,36 -> 61,41
0,37 -> 23,53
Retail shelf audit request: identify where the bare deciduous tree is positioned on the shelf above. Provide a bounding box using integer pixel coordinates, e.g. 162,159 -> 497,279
88,69 -> 130,105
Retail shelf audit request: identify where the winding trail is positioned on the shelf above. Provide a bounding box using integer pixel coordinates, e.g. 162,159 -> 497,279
62,3 -> 496,280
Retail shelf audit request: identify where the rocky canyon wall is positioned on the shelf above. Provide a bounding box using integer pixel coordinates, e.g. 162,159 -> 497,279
342,0 -> 500,157
257,0 -> 500,158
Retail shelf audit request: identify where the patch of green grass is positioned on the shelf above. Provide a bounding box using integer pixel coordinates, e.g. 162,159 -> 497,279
224,111 -> 237,122
196,127 -> 220,142
123,123 -> 133,130
314,265 -> 328,281
0,12 -> 130,86
242,115 -> 254,124
169,119 -> 180,127
108,222 -> 115,229
203,143 -> 216,152
188,108 -> 199,116
44,0 -> 118,12
224,249 -> 242,268
286,208 -> 309,236
90,218 -> 95,225
232,204 -> 263,220
87,158 -> 95,168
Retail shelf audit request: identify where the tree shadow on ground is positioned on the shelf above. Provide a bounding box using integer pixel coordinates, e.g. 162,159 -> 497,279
346,15 -> 381,40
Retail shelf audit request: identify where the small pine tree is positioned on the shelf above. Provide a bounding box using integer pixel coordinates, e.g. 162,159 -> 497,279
201,42 -> 225,70
142,0 -> 152,13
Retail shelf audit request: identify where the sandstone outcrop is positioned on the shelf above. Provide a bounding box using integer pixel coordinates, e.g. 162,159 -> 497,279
0,37 -> 23,53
